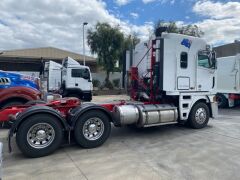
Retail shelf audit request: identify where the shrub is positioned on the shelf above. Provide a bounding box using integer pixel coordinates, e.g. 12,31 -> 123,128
112,79 -> 120,88
92,79 -> 101,87
105,80 -> 114,89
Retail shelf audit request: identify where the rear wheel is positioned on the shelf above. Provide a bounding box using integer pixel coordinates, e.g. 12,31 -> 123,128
74,110 -> 111,148
188,102 -> 210,129
16,114 -> 63,158
216,93 -> 228,108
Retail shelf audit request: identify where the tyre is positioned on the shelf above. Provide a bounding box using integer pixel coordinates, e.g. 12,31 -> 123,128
83,93 -> 92,102
25,100 -> 46,105
188,102 -> 210,129
216,93 -> 228,108
74,110 -> 111,148
16,114 -> 63,158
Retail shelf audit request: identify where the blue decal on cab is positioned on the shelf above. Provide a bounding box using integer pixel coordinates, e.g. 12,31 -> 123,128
0,71 -> 39,90
181,39 -> 192,49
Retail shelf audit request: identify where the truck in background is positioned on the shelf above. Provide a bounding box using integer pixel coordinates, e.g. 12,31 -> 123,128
44,57 -> 93,101
216,54 -> 240,108
0,71 -> 41,109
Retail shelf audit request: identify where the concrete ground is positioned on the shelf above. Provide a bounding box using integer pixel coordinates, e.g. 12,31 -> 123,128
1,95 -> 240,180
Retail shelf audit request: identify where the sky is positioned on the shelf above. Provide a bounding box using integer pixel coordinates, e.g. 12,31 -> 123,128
0,0 -> 239,55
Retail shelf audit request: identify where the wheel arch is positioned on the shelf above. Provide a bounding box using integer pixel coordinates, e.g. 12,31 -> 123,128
190,97 -> 212,118
0,97 -> 29,108
179,95 -> 213,121
9,106 -> 69,137
70,104 -> 113,128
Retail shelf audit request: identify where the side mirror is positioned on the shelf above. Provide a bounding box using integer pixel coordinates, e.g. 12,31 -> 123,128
211,52 -> 217,69
83,75 -> 90,80
82,69 -> 90,80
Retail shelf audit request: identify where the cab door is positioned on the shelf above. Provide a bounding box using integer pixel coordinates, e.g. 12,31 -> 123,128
196,53 -> 215,91
71,68 -> 92,91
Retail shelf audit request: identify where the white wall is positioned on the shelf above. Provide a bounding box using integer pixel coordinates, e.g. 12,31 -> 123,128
92,72 -> 122,87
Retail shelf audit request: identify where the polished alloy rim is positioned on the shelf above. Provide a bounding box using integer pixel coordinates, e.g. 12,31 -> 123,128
83,117 -> 104,141
27,123 -> 55,149
195,108 -> 207,124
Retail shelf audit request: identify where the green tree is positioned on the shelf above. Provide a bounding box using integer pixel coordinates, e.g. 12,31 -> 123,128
154,20 -> 204,37
87,22 -> 124,84
118,33 -> 140,70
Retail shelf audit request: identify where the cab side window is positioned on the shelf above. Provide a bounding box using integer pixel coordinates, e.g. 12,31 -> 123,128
180,52 -> 188,69
71,68 -> 90,79
198,54 -> 210,68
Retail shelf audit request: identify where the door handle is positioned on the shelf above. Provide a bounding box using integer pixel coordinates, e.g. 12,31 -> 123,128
75,83 -> 78,86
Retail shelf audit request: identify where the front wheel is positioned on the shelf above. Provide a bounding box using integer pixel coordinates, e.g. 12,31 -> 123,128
188,102 -> 210,129
16,114 -> 63,158
74,110 -> 111,148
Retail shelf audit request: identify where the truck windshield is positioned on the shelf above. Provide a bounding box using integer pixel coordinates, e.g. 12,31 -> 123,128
71,68 -> 90,79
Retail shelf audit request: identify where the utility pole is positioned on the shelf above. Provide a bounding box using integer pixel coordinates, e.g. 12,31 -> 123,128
83,22 -> 88,66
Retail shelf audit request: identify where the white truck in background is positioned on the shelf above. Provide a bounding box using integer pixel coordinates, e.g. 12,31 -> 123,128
216,54 -> 240,108
44,57 -> 93,101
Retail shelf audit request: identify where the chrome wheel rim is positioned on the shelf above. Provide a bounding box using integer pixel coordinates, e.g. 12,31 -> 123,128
195,108 -> 207,124
83,118 -> 104,141
27,123 -> 55,149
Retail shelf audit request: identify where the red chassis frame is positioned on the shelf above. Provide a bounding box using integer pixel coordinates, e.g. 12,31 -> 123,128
0,98 -> 126,124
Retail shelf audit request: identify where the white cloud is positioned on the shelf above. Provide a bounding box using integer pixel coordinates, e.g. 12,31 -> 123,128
115,0 -> 132,6
130,12 -> 139,19
193,1 -> 240,45
193,1 -> 240,20
0,0 -> 151,54
170,0 -> 175,5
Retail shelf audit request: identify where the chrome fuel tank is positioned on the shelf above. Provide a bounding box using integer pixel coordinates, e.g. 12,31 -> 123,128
113,105 -> 139,125
113,104 -> 178,127
136,104 -> 178,127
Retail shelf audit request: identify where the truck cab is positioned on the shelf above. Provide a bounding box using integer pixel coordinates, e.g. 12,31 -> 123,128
61,57 -> 93,101
44,57 -> 93,101
128,31 -> 217,122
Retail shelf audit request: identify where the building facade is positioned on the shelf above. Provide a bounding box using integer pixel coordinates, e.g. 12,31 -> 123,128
213,41 -> 240,58
0,47 -> 97,76
0,47 -> 122,86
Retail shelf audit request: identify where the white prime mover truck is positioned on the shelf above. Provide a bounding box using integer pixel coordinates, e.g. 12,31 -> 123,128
216,54 -> 240,108
1,29 -> 218,158
44,57 -> 93,101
